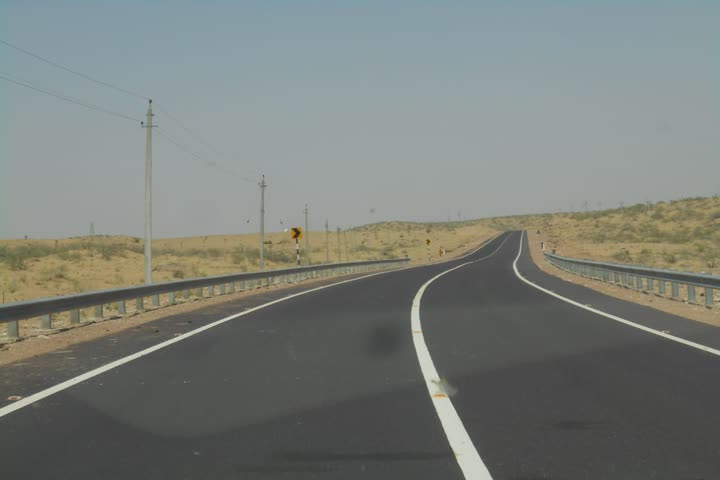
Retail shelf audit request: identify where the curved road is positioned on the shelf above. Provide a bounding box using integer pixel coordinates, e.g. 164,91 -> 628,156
2,231 -> 719,479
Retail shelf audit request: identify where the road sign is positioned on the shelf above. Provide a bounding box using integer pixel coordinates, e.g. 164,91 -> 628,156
426,239 -> 431,246
291,227 -> 302,239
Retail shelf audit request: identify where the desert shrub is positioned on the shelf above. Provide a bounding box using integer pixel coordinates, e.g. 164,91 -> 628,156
612,249 -> 632,263
661,252 -> 677,264
57,251 -> 83,262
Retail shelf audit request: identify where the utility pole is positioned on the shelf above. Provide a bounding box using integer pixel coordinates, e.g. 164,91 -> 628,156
141,100 -> 155,285
303,203 -> 310,265
336,226 -> 342,263
325,219 -> 329,263
259,175 -> 267,270
344,230 -> 350,262
89,221 -> 95,237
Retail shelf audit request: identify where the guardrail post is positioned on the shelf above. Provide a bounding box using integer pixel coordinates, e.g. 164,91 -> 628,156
196,287 -> 203,298
136,297 -> 144,312
705,288 -> 713,307
688,285 -> 696,304
229,282 -> 235,293
152,294 -> 160,306
183,289 -> 190,300
7,320 -> 19,338
94,305 -> 103,319
671,282 -> 679,298
658,281 -> 666,295
636,276 -> 643,290
70,309 -> 80,324
117,301 -> 126,315
40,314 -> 52,330
220,284 -> 226,295
646,278 -> 654,292
208,285 -> 214,297
169,292 -> 176,304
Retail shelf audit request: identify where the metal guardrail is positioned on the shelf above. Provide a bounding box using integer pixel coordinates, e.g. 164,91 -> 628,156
544,253 -> 718,308
0,258 -> 410,339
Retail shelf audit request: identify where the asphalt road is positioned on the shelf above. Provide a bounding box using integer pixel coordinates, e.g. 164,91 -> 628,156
2,231 -> 719,479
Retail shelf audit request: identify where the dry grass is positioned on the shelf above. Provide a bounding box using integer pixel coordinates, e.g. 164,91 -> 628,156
525,196 -> 720,274
0,223 -> 499,304
2,195 -> 717,305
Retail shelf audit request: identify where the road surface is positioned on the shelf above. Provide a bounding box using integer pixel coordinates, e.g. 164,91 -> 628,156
2,231 -> 719,479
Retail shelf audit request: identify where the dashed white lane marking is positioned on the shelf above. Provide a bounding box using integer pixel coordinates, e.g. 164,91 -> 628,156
410,233 -> 513,480
512,231 -> 720,358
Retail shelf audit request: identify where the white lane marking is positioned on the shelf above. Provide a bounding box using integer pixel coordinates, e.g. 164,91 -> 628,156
410,234 -> 513,479
0,267 -> 411,419
512,231 -> 720,358
0,233 -> 507,419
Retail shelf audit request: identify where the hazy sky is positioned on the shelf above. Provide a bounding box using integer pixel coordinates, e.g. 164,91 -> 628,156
1,1 -> 718,238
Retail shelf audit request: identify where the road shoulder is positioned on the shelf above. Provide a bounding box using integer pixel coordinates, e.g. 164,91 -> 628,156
527,230 -> 720,327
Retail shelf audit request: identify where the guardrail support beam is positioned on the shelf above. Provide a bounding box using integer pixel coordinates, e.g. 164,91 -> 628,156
70,309 -> 80,324
705,287 -> 714,307
7,320 -> 19,338
40,314 -> 52,330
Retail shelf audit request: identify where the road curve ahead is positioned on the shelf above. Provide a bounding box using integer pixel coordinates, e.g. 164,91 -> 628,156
2,231 -> 720,479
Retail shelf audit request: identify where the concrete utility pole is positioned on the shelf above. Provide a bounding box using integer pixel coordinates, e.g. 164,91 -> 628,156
343,230 -> 350,262
142,100 -> 155,285
336,226 -> 342,263
325,219 -> 330,264
259,175 -> 267,270
303,203 -> 310,265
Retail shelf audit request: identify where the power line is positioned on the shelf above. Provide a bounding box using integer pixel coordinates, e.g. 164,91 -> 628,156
0,72 -> 140,123
154,103 -> 261,177
155,127 -> 255,183
1,39 -> 261,179
154,104 -> 223,156
0,38 -> 149,101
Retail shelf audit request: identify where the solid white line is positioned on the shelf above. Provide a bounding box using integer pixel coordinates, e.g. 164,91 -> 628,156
512,231 -> 720,358
0,267 -> 404,419
0,233 -> 507,420
410,233 -> 513,480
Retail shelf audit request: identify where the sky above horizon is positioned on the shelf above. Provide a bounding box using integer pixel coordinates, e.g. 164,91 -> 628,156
1,1 -> 718,238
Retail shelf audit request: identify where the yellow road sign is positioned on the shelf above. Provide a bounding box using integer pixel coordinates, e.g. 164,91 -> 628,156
291,227 -> 303,239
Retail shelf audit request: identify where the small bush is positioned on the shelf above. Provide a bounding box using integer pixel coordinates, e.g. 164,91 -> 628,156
650,211 -> 664,221
612,249 -> 632,263
57,251 -> 83,262
662,252 -> 677,264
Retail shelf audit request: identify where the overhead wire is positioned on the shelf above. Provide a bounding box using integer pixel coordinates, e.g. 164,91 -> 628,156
156,127 -> 255,184
1,38 -> 260,182
153,103 -> 262,178
0,38 -> 150,101
0,72 -> 140,123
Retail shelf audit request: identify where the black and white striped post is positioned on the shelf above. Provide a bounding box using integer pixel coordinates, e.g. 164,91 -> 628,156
291,227 -> 303,266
